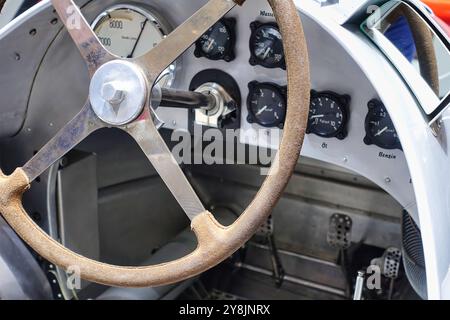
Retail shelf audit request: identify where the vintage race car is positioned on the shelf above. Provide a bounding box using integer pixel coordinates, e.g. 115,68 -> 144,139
0,0 -> 449,302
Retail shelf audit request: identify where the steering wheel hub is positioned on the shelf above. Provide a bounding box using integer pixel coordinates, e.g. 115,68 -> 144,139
89,60 -> 147,125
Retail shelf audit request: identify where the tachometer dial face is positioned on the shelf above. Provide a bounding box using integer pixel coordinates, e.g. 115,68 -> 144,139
247,82 -> 287,128
195,19 -> 235,61
364,99 -> 401,150
92,5 -> 175,87
307,91 -> 350,140
249,22 -> 286,69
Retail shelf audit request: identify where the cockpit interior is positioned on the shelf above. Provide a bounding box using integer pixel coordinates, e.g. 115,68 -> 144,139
1,0 -> 450,301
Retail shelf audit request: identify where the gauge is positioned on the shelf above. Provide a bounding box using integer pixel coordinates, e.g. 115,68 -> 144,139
247,82 -> 287,128
92,5 -> 175,87
194,18 -> 236,61
307,91 -> 350,140
249,22 -> 286,70
364,99 -> 402,150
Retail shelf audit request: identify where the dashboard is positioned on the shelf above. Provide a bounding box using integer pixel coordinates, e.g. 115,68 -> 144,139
88,2 -> 403,152
0,0 -> 416,219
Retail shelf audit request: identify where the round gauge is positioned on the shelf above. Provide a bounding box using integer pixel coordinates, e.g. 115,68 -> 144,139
92,5 -> 175,87
249,22 -> 286,70
364,99 -> 402,150
247,82 -> 287,128
194,18 -> 236,61
307,91 -> 350,140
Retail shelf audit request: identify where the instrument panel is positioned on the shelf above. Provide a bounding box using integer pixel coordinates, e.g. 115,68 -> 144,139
88,0 -> 405,153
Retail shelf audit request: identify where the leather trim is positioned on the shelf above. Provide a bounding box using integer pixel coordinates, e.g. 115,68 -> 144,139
388,6 -> 440,95
0,0 -> 310,287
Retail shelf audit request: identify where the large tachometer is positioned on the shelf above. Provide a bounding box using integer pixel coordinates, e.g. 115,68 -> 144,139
92,5 -> 175,87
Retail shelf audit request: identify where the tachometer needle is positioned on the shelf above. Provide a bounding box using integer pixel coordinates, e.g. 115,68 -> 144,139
127,19 -> 148,58
310,114 -> 325,119
256,105 -> 268,116
375,126 -> 388,136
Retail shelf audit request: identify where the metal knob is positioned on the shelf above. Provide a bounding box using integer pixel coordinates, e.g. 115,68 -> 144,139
101,82 -> 125,106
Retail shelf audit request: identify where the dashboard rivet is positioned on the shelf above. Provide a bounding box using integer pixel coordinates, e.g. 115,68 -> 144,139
343,157 -> 348,163
385,177 -> 392,183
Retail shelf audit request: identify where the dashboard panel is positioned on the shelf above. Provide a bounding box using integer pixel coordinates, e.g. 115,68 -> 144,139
154,0 -> 415,217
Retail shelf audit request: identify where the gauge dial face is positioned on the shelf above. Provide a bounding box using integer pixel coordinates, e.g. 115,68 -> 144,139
308,93 -> 348,139
364,100 -> 401,150
247,82 -> 286,128
92,5 -> 174,87
250,22 -> 285,69
195,19 -> 235,61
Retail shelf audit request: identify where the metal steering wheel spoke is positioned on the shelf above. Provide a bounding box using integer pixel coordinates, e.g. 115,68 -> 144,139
22,102 -> 104,183
134,0 -> 239,81
124,110 -> 205,221
51,0 -> 115,76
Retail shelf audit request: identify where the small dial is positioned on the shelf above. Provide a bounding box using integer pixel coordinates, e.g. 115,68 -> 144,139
307,91 -> 350,140
194,18 -> 236,61
364,99 -> 402,150
249,22 -> 286,69
247,82 -> 287,128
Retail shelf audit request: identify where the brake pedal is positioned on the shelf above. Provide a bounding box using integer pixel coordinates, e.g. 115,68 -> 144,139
327,213 -> 353,249
327,213 -> 353,297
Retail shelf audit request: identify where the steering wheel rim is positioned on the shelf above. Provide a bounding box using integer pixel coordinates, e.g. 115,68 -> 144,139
0,0 -> 310,288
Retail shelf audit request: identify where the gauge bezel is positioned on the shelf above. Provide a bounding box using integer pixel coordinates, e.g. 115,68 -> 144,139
249,21 -> 286,70
307,90 -> 350,140
246,81 -> 287,128
364,99 -> 402,151
91,4 -> 176,87
194,18 -> 236,62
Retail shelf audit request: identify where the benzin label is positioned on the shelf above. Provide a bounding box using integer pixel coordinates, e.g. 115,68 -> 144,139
378,151 -> 397,160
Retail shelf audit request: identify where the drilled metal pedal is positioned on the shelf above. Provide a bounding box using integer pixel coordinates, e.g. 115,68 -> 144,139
371,247 -> 402,279
327,213 -> 353,249
383,247 -> 402,279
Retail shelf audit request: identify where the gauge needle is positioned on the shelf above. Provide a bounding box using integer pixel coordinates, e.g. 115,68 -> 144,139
263,47 -> 271,59
127,19 -> 148,58
256,105 -> 268,116
310,114 -> 324,119
207,39 -> 215,51
375,126 -> 388,136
